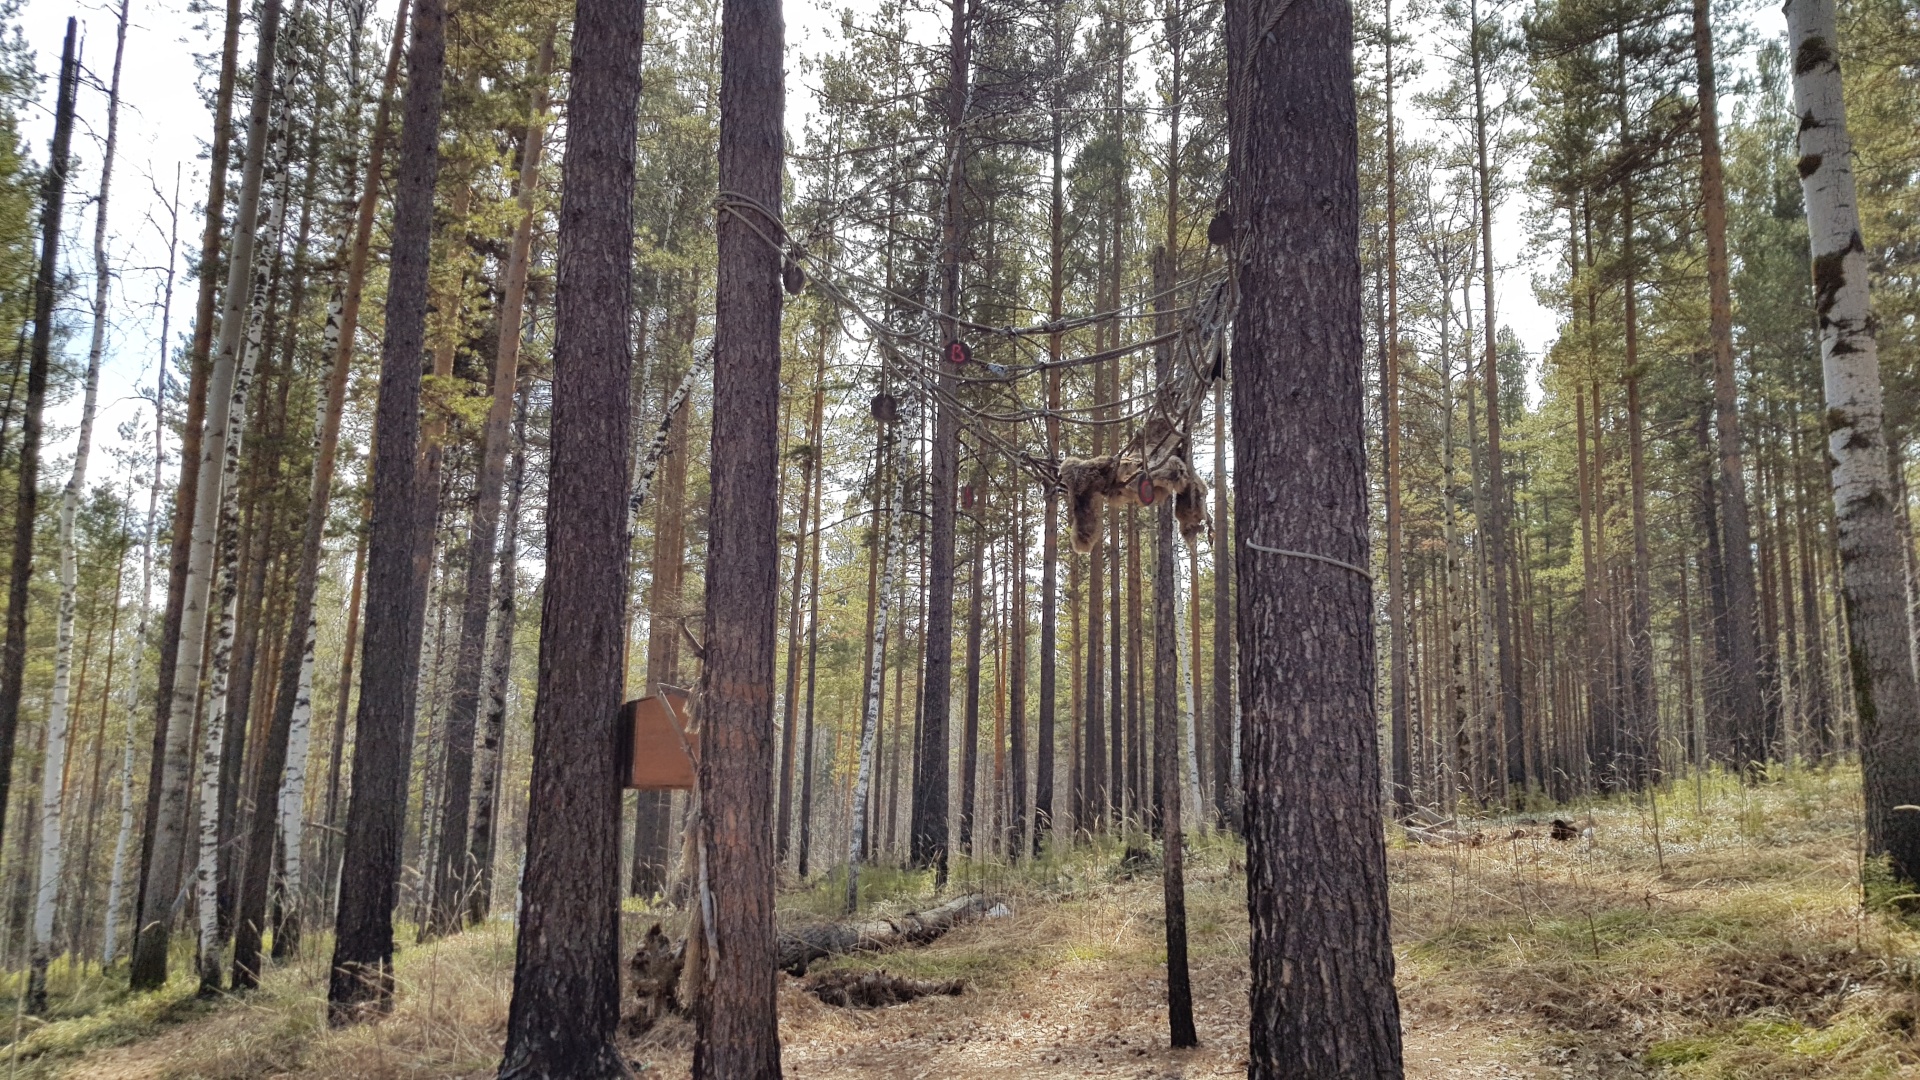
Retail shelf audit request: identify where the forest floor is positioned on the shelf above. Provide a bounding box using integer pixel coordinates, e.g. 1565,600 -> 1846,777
2,767 -> 1917,1079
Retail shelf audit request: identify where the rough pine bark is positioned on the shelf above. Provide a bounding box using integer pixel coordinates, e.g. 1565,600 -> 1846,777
327,0 -> 444,1021
496,2 -> 644,1072
959,495 -> 985,853
238,1 -> 409,971
693,0 -> 784,1068
1785,0 -> 1920,882
1211,373 -> 1233,827
1036,0 -> 1066,850
1228,0 -> 1406,1071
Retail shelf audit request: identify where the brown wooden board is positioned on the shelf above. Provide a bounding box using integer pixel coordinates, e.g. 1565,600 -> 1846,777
621,687 -> 698,789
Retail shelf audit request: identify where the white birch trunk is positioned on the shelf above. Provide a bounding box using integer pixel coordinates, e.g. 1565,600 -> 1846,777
1785,0 -> 1920,878
193,193 -> 278,988
133,0 -> 289,986
29,0 -> 129,1009
103,688 -> 138,964
628,346 -> 713,522
847,452 -> 903,914
276,616 -> 317,924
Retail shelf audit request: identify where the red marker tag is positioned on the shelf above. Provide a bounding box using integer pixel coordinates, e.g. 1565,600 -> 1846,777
1138,475 -> 1156,505
948,340 -> 971,366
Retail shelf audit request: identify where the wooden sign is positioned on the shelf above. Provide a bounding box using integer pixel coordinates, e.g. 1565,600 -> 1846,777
620,687 -> 698,790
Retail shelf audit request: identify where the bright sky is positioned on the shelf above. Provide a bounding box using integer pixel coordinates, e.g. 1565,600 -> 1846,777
12,0 -> 1784,503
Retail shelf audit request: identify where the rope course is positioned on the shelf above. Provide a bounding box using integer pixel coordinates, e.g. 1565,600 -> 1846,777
714,189 -> 1235,504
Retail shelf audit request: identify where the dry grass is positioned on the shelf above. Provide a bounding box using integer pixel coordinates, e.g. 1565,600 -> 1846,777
8,766 -> 1918,1078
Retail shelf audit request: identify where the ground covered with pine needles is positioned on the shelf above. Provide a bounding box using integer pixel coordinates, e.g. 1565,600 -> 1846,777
1,767 -> 1915,1078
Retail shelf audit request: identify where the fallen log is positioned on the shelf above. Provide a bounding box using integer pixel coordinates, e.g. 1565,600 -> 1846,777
777,893 -> 995,975
804,968 -> 964,1007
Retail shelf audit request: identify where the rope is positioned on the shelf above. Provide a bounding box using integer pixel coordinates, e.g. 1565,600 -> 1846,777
715,189 -> 786,241
1244,540 -> 1373,581
716,179 -> 1237,488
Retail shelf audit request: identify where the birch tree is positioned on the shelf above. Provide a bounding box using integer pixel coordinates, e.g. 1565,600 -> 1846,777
25,0 -> 126,1013
1784,0 -> 1920,883
130,0 -> 284,992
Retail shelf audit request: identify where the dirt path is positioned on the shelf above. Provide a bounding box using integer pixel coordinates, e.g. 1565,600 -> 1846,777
622,942 -> 1538,1079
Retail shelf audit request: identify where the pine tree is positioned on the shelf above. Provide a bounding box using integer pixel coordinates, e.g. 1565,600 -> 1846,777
328,0 -> 446,1021
692,0 -> 785,1069
1228,0 -> 1405,1070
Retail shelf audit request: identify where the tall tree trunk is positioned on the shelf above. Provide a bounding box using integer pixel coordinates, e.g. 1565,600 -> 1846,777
796,463 -> 825,876
630,339 -> 700,898
240,1 -> 407,964
1211,363 -> 1233,828
0,14 -> 75,890
1151,246 -> 1197,1046
327,0 -> 444,1020
467,383 -> 529,923
317,1 -> 410,913
1693,0 -> 1765,771
1470,0 -> 1521,796
1382,0 -> 1410,818
1035,0 -> 1065,854
1228,0 -> 1405,1070
692,0 -> 784,1069
132,0 -> 283,992
496,1 -> 643,1070
271,616 -> 315,958
777,340 -> 826,864
913,0 -> 968,879
848,436 -> 902,911
196,129 -> 284,990
1620,168 -> 1656,785
321,532 -> 366,909
1785,0 -> 1920,881
28,3 -> 124,1012
959,482 -> 984,853
1084,356 -> 1107,833
137,0 -> 241,944
1009,484 -> 1028,856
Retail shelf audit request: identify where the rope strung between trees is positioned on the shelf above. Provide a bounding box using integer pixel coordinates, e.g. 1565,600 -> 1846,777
709,189 -> 1237,494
